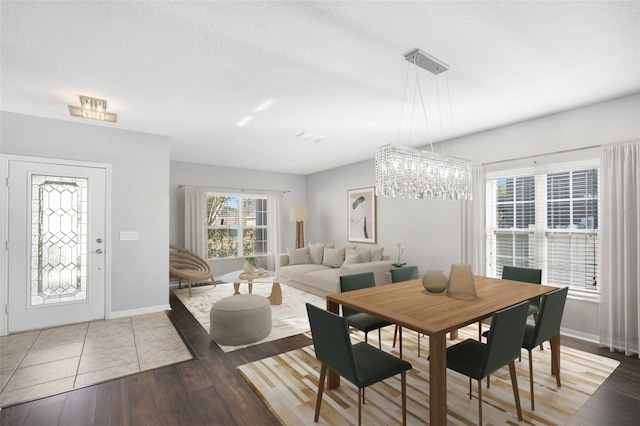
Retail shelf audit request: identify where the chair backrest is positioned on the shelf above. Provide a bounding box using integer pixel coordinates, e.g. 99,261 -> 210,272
390,266 -> 419,283
306,303 -> 358,384
340,272 -> 376,318
502,266 -> 542,284
528,286 -> 569,347
482,301 -> 530,376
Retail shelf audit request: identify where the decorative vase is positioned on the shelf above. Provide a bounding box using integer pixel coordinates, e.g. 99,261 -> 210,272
243,261 -> 255,275
446,263 -> 477,300
422,270 -> 448,293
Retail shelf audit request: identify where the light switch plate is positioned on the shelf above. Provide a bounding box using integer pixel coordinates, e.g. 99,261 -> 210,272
120,231 -> 139,241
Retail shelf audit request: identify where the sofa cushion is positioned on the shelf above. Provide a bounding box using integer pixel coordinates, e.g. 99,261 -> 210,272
308,243 -> 326,265
287,247 -> 310,265
323,247 -> 346,267
343,252 -> 362,265
370,247 -> 384,262
279,263 -> 332,283
304,268 -> 343,294
347,247 -> 371,263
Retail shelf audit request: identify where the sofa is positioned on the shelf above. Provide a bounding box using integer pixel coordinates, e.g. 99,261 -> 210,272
275,243 -> 394,297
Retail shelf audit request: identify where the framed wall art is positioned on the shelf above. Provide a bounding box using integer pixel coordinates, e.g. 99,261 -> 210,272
347,186 -> 376,243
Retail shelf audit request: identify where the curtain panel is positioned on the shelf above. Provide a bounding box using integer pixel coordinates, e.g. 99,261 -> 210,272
461,165 -> 486,275
599,141 -> 640,357
184,186 -> 208,258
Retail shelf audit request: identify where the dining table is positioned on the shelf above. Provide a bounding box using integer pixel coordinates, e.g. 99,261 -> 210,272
325,275 -> 558,425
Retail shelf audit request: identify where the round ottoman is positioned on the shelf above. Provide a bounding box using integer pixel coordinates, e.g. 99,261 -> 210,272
209,294 -> 272,345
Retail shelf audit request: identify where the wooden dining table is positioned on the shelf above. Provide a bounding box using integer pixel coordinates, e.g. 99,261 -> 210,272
326,275 -> 558,425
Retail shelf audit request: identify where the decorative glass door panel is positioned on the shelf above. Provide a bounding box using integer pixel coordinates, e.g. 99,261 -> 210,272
31,175 -> 88,306
7,159 -> 106,333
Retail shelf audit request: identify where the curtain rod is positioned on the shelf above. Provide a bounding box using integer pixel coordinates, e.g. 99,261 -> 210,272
481,144 -> 602,166
178,184 -> 289,193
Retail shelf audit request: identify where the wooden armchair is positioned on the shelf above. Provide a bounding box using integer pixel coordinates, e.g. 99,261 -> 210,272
169,245 -> 215,297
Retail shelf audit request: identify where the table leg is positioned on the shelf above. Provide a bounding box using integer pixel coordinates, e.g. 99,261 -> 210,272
429,332 -> 447,425
248,283 -> 253,294
326,299 -> 341,389
268,282 -> 282,305
233,282 -> 240,295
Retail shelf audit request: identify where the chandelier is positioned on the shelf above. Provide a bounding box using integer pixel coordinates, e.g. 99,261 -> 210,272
375,49 -> 472,200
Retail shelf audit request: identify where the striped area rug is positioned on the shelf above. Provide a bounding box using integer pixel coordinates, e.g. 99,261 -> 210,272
237,325 -> 618,425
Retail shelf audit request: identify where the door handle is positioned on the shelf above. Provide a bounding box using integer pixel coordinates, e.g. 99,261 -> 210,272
91,249 -> 103,254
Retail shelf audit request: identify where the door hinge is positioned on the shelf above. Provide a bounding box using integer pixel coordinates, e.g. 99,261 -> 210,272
5,305 -> 7,314
5,177 -> 8,187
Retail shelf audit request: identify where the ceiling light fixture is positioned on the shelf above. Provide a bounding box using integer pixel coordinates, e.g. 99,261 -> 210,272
295,132 -> 325,142
375,49 -> 472,200
236,116 -> 253,126
68,95 -> 117,122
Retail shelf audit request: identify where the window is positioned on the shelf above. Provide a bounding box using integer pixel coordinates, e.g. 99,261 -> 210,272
486,162 -> 600,293
206,194 -> 268,259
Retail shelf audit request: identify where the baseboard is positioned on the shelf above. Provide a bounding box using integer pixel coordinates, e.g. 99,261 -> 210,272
560,327 -> 599,344
109,304 -> 171,319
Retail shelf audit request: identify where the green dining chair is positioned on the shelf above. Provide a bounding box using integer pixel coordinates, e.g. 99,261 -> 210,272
390,266 -> 420,357
479,266 -> 543,343
340,272 -> 392,349
306,303 -> 413,425
447,301 -> 530,425
521,286 -> 568,410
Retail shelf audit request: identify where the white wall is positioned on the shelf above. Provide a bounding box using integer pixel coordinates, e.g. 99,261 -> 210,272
306,92 -> 640,341
169,161 -> 307,277
1,112 -> 170,320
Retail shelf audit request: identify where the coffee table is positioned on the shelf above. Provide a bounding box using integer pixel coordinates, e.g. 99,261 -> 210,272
219,270 -> 282,305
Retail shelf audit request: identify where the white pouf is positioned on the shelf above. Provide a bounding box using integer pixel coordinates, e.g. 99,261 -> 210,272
209,294 -> 272,345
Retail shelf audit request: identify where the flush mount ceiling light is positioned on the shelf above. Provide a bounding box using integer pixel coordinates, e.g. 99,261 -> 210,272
295,132 -> 325,142
375,49 -> 472,201
68,95 -> 117,122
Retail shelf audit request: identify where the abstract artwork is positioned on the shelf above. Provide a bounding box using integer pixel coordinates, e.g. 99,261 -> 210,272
347,187 -> 376,243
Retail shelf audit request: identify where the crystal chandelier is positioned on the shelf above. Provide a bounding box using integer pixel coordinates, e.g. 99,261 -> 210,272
375,49 -> 472,200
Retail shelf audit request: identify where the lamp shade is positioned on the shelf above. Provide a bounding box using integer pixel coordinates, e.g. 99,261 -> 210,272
289,205 -> 310,222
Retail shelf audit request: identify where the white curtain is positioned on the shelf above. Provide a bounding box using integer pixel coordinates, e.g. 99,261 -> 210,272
184,186 -> 208,258
266,191 -> 284,271
600,141 -> 640,357
461,165 -> 486,275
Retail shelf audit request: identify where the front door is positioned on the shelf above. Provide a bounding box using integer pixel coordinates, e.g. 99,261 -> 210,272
7,159 -> 106,333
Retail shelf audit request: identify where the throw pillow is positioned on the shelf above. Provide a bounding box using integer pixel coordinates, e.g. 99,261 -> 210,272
287,247 -> 311,265
370,247 -> 384,262
355,247 -> 371,263
342,253 -> 362,265
308,243 -> 327,265
322,247 -> 346,268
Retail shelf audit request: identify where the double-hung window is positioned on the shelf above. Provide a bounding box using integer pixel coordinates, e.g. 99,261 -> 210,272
486,160 -> 600,294
206,193 -> 268,259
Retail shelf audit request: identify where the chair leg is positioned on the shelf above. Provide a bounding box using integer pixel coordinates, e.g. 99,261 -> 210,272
509,361 -> 523,421
477,379 -> 483,426
399,327 -> 403,359
178,277 -> 182,289
417,332 -> 420,357
469,377 -> 472,399
487,374 -> 490,388
358,388 -> 362,426
378,328 -> 382,349
401,371 -> 407,426
314,364 -> 327,422
529,349 -> 535,410
478,321 -> 482,340
393,325 -> 399,347
365,331 -> 368,344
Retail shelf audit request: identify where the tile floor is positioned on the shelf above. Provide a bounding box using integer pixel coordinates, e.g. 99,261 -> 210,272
0,311 -> 192,408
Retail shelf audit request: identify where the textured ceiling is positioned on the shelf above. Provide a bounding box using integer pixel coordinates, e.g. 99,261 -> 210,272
2,1 -> 639,175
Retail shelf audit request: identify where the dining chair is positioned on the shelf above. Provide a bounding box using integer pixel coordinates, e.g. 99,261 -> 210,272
447,301 -> 530,425
521,286 -> 568,410
390,266 -> 419,357
306,303 -> 413,425
340,272 -> 392,349
479,265 -> 542,343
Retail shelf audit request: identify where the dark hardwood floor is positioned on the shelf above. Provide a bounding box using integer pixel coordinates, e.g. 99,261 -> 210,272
1,289 -> 638,425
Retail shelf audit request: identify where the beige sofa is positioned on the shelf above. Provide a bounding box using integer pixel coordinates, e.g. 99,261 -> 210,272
275,243 -> 394,298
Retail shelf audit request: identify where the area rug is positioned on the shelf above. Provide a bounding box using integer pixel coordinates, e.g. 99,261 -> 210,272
173,282 -> 325,352
237,324 -> 619,425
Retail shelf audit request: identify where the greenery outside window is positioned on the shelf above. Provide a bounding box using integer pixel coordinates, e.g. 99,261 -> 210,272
206,194 -> 268,259
486,162 -> 600,294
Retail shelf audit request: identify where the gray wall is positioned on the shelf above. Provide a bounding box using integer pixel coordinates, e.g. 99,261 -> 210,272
305,92 -> 640,341
169,161 -> 307,276
1,112 -> 170,317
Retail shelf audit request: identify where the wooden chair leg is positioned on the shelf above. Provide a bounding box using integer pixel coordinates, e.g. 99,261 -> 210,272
378,329 -> 382,349
469,377 -> 472,399
178,277 -> 182,289
358,388 -> 362,426
529,349 -> 535,410
478,321 -> 482,340
487,374 -> 490,388
417,332 -> 420,357
477,379 -> 483,426
314,364 -> 327,422
401,371 -> 407,426
509,361 -> 523,421
533,313 -> 544,350
393,325 -> 398,347
399,327 -> 403,359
